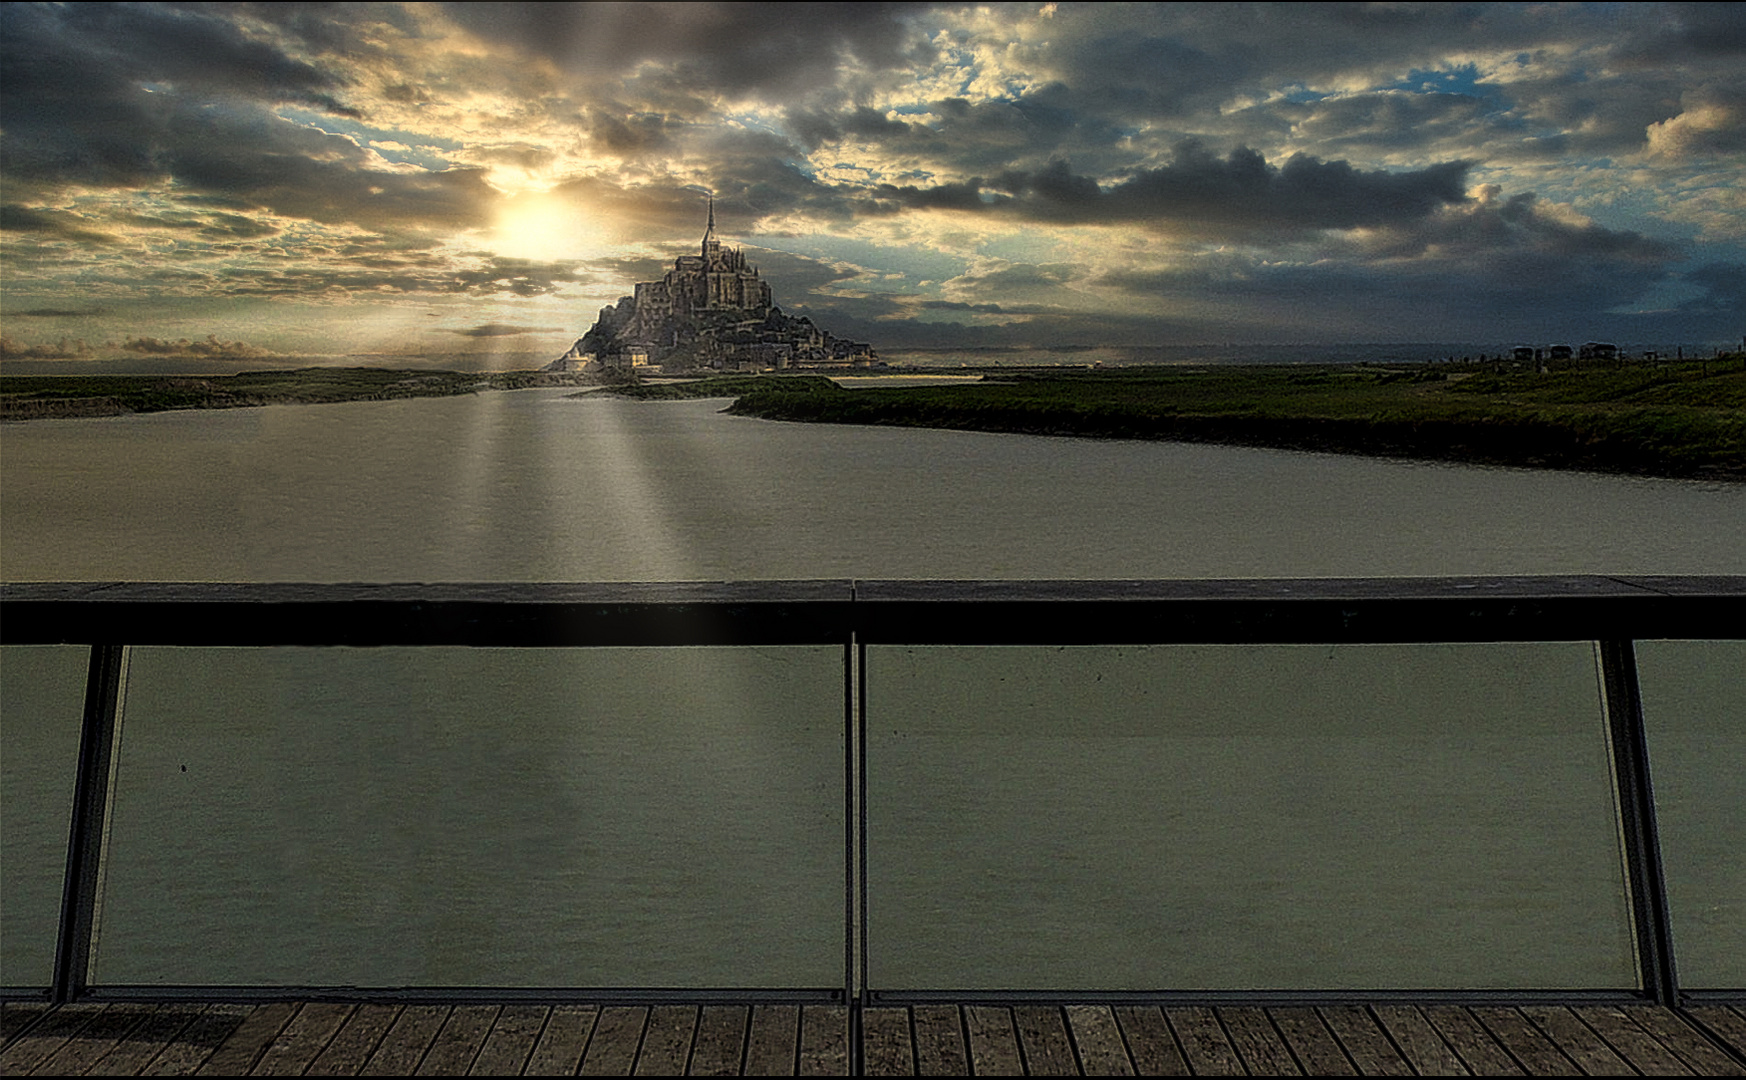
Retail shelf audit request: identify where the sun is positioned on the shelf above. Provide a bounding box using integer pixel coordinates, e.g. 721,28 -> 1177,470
490,194 -> 605,262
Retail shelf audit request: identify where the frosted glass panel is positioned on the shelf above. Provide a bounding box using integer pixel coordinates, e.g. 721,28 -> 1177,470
867,644 -> 1635,991
1637,639 -> 1746,989
94,647 -> 843,988
0,646 -> 88,988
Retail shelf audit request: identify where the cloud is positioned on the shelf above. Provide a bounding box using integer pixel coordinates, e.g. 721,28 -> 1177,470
0,204 -> 118,244
873,144 -> 1471,235
12,307 -> 107,317
120,334 -> 282,359
448,323 -> 564,337
1675,262 -> 1746,317
0,335 -> 95,359
1645,88 -> 1746,159
1093,186 -> 1685,340
440,3 -> 926,98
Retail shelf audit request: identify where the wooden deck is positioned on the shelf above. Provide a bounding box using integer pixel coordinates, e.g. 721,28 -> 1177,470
3,1000 -> 1744,1076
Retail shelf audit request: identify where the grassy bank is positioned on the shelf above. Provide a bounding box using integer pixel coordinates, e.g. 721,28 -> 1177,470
724,359 -> 1746,481
0,367 -> 584,421
587,374 -> 843,401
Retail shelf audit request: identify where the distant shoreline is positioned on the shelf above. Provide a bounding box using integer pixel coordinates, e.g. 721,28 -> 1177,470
0,367 -> 587,422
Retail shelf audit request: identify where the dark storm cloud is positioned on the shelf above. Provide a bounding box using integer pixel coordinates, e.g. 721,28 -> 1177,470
0,205 -> 118,244
156,105 -> 497,231
1677,263 -> 1746,317
872,144 -> 1470,233
1097,189 -> 1683,339
199,2 -> 423,61
1617,2 -> 1746,62
0,3 -> 492,233
0,1 -> 356,194
1363,189 -> 1676,264
448,323 -> 564,337
919,300 -> 1006,314
442,3 -> 927,97
584,110 -> 676,157
1282,92 -> 1499,153
11,2 -> 356,111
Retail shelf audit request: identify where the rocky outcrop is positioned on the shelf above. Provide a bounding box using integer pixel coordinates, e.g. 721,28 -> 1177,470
549,201 -> 875,373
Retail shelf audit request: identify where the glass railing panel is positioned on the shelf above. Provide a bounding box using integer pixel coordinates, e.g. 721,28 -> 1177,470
1636,639 -> 1746,990
91,646 -> 843,988
0,645 -> 89,988
866,643 -> 1635,991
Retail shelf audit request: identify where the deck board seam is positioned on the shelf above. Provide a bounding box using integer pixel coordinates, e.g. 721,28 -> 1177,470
1676,1008 -> 1746,1072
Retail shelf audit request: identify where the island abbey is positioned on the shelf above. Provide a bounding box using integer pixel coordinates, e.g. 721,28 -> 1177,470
552,200 -> 877,373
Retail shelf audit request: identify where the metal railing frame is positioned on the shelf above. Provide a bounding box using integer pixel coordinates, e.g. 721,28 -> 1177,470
3,576 -> 1742,1013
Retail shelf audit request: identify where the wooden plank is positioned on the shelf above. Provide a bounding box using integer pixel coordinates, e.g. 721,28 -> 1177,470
1422,1006 -> 1522,1076
0,1002 -> 103,1075
579,1006 -> 647,1077
1371,1005 -> 1468,1076
1269,1007 -> 1356,1076
1467,1007 -> 1580,1076
1064,1005 -> 1135,1076
910,1005 -> 968,1077
2,1003 -> 51,1045
142,1004 -> 252,1077
1625,1006 -> 1746,1076
1317,1007 -> 1412,1077
796,1005 -> 848,1077
252,1002 -> 355,1076
524,1005 -> 598,1076
963,1006 -> 1022,1077
687,1005 -> 748,1077
415,1004 -> 499,1077
1571,1005 -> 1692,1075
361,1006 -> 451,1077
195,1003 -> 296,1077
744,1005 -> 800,1077
469,1005 -> 548,1077
1684,1006 -> 1746,1061
1518,1006 -> 1632,1076
1113,1006 -> 1189,1076
86,1004 -> 207,1077
1014,1006 -> 1078,1076
633,1006 -> 698,1076
1219,1006 -> 1301,1075
861,1007 -> 914,1077
1164,1007 -> 1244,1076
306,1004 -> 402,1076
31,1003 -> 158,1076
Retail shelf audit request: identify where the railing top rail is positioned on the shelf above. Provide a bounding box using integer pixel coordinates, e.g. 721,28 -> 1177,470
3,576 -> 1742,645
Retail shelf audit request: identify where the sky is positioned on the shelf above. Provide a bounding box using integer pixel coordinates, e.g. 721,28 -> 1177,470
2,1 -> 1744,369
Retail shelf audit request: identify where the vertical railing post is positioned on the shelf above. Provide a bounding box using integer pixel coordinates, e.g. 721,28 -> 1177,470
844,630 -> 863,1073
857,635 -> 869,1011
52,644 -> 126,1003
1599,638 -> 1678,1006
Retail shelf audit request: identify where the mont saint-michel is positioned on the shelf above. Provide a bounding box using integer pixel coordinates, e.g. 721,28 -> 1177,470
547,202 -> 878,375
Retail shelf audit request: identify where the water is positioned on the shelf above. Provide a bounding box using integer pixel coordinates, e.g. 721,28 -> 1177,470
3,387 -> 1742,581
3,389 -> 1742,991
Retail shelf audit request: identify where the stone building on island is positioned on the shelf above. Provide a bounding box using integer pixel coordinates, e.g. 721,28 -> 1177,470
551,200 -> 876,374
